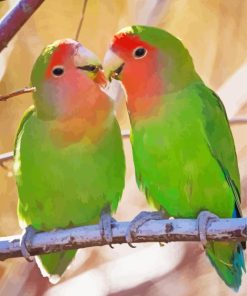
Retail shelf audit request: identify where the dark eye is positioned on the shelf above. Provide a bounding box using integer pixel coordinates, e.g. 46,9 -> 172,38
133,47 -> 147,59
78,65 -> 99,72
52,66 -> 64,77
86,65 -> 97,72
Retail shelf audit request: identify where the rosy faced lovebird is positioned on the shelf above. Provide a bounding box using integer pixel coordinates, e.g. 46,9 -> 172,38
103,25 -> 245,291
14,39 -> 125,283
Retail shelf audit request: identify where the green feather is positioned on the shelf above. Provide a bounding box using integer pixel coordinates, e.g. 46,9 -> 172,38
36,251 -> 76,283
206,242 -> 245,292
125,26 -> 245,290
14,107 -> 125,280
15,40 -> 125,282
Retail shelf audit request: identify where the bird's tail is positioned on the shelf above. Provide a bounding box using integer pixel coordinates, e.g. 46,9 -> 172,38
35,250 -> 76,284
206,241 -> 246,291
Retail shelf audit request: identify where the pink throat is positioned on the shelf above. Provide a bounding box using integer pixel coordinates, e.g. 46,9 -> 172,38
49,86 -> 112,147
123,69 -> 165,120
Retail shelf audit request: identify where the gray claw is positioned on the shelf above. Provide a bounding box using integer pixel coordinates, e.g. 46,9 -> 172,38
128,242 -> 136,248
197,210 -> 219,248
126,210 -> 166,247
21,225 -> 37,262
99,207 -> 116,247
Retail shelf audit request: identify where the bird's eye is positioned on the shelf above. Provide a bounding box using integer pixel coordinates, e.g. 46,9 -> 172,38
133,47 -> 147,59
78,65 -> 99,72
52,66 -> 64,77
86,65 -> 97,72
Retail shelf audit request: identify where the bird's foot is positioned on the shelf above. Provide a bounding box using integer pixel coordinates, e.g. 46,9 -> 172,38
126,210 -> 167,248
21,225 -> 37,262
99,207 -> 116,248
197,210 -> 219,249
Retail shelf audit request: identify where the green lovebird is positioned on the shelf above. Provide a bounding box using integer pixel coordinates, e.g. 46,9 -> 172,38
103,25 -> 245,291
14,39 -> 125,283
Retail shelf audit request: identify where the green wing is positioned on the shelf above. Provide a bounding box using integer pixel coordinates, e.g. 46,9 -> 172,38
198,84 -> 241,216
14,105 -> 35,156
196,84 -> 246,287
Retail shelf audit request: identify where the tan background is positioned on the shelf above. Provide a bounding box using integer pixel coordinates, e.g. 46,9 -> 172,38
0,0 -> 247,295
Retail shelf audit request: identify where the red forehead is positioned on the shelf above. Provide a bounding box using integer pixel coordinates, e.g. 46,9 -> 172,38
112,33 -> 154,54
46,43 -> 75,78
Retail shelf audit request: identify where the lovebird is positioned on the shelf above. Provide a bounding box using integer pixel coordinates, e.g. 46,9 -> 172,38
14,39 -> 125,283
103,25 -> 245,291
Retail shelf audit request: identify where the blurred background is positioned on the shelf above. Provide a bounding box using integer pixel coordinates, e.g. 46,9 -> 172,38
1,0 -> 247,295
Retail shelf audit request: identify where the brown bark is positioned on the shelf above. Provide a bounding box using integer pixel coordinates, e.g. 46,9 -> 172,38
0,0 -> 45,52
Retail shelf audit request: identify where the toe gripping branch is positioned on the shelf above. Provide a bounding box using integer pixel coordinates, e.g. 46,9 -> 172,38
197,211 -> 219,248
126,210 -> 167,248
99,206 -> 116,248
21,225 -> 37,262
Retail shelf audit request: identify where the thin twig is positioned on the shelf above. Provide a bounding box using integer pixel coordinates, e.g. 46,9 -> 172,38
0,151 -> 14,168
121,129 -> 130,138
0,218 -> 246,261
75,0 -> 88,41
0,0 -> 45,52
229,117 -> 247,125
0,87 -> 36,102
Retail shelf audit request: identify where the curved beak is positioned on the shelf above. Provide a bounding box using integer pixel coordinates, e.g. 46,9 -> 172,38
74,45 -> 99,68
93,66 -> 107,87
74,45 -> 107,87
103,49 -> 124,82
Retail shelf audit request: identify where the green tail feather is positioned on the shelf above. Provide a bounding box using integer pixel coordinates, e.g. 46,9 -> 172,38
35,250 -> 76,283
206,242 -> 246,291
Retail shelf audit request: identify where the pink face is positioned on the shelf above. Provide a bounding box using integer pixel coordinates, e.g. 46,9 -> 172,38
109,33 -> 165,119
34,40 -> 106,120
33,40 -> 112,145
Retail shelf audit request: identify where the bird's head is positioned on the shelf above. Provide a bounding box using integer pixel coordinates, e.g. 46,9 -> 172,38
103,26 -> 200,117
31,39 -> 106,120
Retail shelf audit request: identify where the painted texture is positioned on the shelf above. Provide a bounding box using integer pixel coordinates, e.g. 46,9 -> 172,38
14,39 -> 125,281
106,25 -> 245,291
1,1 -> 247,295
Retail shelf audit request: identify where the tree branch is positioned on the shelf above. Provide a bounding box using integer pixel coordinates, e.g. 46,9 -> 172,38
0,87 -> 36,101
74,0 -> 88,41
0,218 -> 246,261
121,129 -> 130,138
229,117 -> 247,125
0,151 -> 14,167
0,0 -> 45,52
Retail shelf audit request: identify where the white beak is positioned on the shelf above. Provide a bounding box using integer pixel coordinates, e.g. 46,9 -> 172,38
74,44 -> 100,67
103,49 -> 124,80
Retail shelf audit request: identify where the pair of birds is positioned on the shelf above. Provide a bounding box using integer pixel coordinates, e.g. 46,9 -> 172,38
14,25 -> 245,290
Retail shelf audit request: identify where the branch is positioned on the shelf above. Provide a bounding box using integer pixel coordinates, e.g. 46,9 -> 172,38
0,87 -> 36,101
0,151 -> 14,168
121,129 -> 130,138
74,0 -> 88,41
0,0 -> 45,52
229,117 -> 247,125
0,218 -> 246,261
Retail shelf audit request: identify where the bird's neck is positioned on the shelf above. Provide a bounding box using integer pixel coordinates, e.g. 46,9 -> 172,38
124,69 -> 201,123
49,90 -> 113,147
125,71 -> 164,122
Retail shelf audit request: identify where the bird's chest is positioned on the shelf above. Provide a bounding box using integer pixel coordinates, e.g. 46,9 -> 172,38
16,122 -> 109,225
131,118 -> 233,217
19,127 -> 105,194
132,112 -> 204,168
